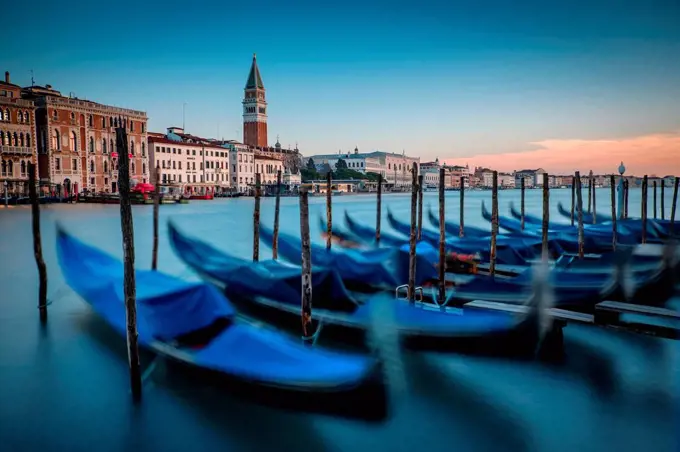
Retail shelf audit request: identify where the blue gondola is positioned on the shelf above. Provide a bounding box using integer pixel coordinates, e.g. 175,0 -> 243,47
56,227 -> 387,413
168,222 -> 541,355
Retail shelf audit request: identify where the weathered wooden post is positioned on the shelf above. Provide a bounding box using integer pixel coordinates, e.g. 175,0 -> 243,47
272,170 -> 282,259
520,177 -> 525,231
570,176 -> 575,226
299,186 -> 313,342
610,175 -> 617,250
575,171 -> 584,259
438,168 -> 446,303
641,175 -> 648,244
660,181 -> 665,220
408,162 -> 418,303
653,181 -> 657,219
417,174 -> 424,241
542,173 -> 549,261
116,121 -> 142,402
591,174 -> 597,224
671,177 -> 679,235
459,176 -> 465,237
624,179 -> 629,219
151,163 -> 160,271
28,163 -> 48,322
489,171 -> 499,275
253,173 -> 261,262
376,174 -> 382,244
326,171 -> 332,250
587,170 -> 593,213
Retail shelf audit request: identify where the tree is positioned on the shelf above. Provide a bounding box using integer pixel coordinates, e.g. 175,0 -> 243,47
335,158 -> 348,170
306,158 -> 316,170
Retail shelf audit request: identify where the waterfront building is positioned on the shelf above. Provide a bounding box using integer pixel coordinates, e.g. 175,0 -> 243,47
255,154 -> 284,187
307,147 -> 384,177
514,168 -> 546,188
22,82 -> 148,195
420,158 -> 441,173
422,167 -> 440,189
283,169 -> 302,191
444,164 -> 472,189
1,71 -> 37,195
499,172 -> 516,188
148,127 -> 230,195
223,141 -> 255,193
663,175 -> 676,187
474,167 -> 494,188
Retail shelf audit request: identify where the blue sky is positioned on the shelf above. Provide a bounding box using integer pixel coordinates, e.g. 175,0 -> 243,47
5,0 -> 680,163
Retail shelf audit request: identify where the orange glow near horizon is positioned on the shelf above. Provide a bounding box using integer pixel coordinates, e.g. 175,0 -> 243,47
443,131 -> 680,176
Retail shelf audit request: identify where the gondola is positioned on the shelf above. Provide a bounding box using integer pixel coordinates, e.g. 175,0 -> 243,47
56,227 -> 387,418
342,210 -> 410,247
425,206 -> 490,238
168,222 -> 542,356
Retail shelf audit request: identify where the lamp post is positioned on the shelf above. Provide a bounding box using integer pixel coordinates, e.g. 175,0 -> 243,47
617,162 -> 626,219
3,180 -> 7,207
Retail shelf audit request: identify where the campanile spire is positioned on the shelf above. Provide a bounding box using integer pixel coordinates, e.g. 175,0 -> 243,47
243,54 -> 268,147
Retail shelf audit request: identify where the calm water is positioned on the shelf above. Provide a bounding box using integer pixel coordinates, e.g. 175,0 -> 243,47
1,188 -> 678,452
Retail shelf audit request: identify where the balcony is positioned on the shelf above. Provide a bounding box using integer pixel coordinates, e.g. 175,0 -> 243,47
1,146 -> 33,156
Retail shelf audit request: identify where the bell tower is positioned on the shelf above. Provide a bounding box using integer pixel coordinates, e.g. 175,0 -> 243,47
242,53 -> 268,148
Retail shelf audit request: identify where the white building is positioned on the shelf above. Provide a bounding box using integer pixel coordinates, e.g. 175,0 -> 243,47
514,168 -> 546,188
255,154 -> 284,187
223,141 -> 254,193
422,167 -> 440,188
283,169 -> 301,191
148,127 -> 230,194
499,173 -> 516,188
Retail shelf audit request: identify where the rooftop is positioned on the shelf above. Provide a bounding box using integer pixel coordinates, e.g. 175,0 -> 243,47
245,54 -> 265,90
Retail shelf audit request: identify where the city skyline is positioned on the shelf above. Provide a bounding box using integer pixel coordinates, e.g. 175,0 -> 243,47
5,0 -> 680,176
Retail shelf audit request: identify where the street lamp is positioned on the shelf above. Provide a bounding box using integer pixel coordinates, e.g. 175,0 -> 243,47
3,180 -> 8,207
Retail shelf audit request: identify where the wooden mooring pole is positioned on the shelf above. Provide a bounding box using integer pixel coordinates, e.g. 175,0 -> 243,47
641,175 -> 648,244
459,176 -> 465,237
438,168 -> 446,303
542,173 -> 549,261
520,177 -> 525,231
116,122 -> 142,402
28,163 -> 48,322
151,163 -> 160,271
575,171 -> 584,259
671,177 -> 679,235
376,174 -> 382,244
417,174 -> 424,241
610,175 -> 617,250
660,181 -> 665,220
326,171 -> 332,250
408,162 -> 418,302
489,171 -> 499,275
253,173 -> 261,262
591,174 -> 597,224
570,176 -> 575,226
653,181 -> 657,219
587,170 -> 593,213
299,187 -> 313,342
624,179 -> 629,219
272,170 -> 282,259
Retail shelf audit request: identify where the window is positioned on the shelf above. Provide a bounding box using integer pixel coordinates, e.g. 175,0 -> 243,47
141,142 -> 145,157
131,162 -> 135,174
104,160 -> 108,173
26,134 -> 31,147
88,115 -> 93,127
192,150 -> 196,156
70,131 -> 76,151
233,164 -> 236,172
172,161 -> 176,169
101,117 -> 106,128
130,140 -> 135,155
70,112 -> 75,121
90,160 -> 95,172
110,139 -> 114,154
18,111 -> 24,122
192,162 -> 196,170
109,117 -> 113,127
179,175 -> 182,183
102,138 -> 107,154
72,158 -> 78,170
52,109 -> 58,120
20,160 -> 26,175
0,131 -> 4,145
55,158 -> 61,170
193,175 -> 196,183
142,163 -> 146,174
7,160 -> 13,175
89,137 -> 94,153
141,123 -> 145,133
19,133 -> 25,147
130,121 -> 134,132
178,161 -> 182,170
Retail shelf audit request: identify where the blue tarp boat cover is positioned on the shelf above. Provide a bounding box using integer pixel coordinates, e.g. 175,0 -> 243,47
169,222 -> 359,311
258,224 -> 439,288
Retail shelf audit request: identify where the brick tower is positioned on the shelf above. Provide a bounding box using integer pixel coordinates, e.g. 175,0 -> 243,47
242,53 -> 268,148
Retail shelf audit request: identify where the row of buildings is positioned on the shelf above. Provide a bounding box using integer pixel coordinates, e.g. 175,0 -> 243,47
1,55 -> 302,197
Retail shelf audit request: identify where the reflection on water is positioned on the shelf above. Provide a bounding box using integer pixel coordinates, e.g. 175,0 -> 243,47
0,189 -> 678,451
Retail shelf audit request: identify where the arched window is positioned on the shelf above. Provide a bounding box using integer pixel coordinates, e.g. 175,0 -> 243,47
110,139 -> 114,154
131,161 -> 136,174
52,130 -> 60,150
70,131 -> 77,151
88,115 -> 93,127
0,131 -> 4,145
89,136 -> 94,153
102,138 -> 107,154
90,160 -> 95,172
19,133 -> 24,147
13,132 -> 18,146
142,162 -> 146,174
109,117 -> 113,127
101,117 -> 106,128
1,160 -> 5,175
130,140 -> 135,155
18,111 -> 24,122
141,142 -> 145,157
21,160 -> 26,175
103,160 -> 108,173
7,160 -> 13,175
4,109 -> 9,121
26,134 -> 31,147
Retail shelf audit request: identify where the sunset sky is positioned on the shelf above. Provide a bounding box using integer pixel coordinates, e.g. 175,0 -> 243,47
4,0 -> 680,175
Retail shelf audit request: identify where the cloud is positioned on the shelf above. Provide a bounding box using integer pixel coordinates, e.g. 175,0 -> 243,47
443,131 -> 680,176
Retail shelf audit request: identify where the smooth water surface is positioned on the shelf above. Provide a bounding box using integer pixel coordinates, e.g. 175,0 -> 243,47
0,188 -> 678,452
